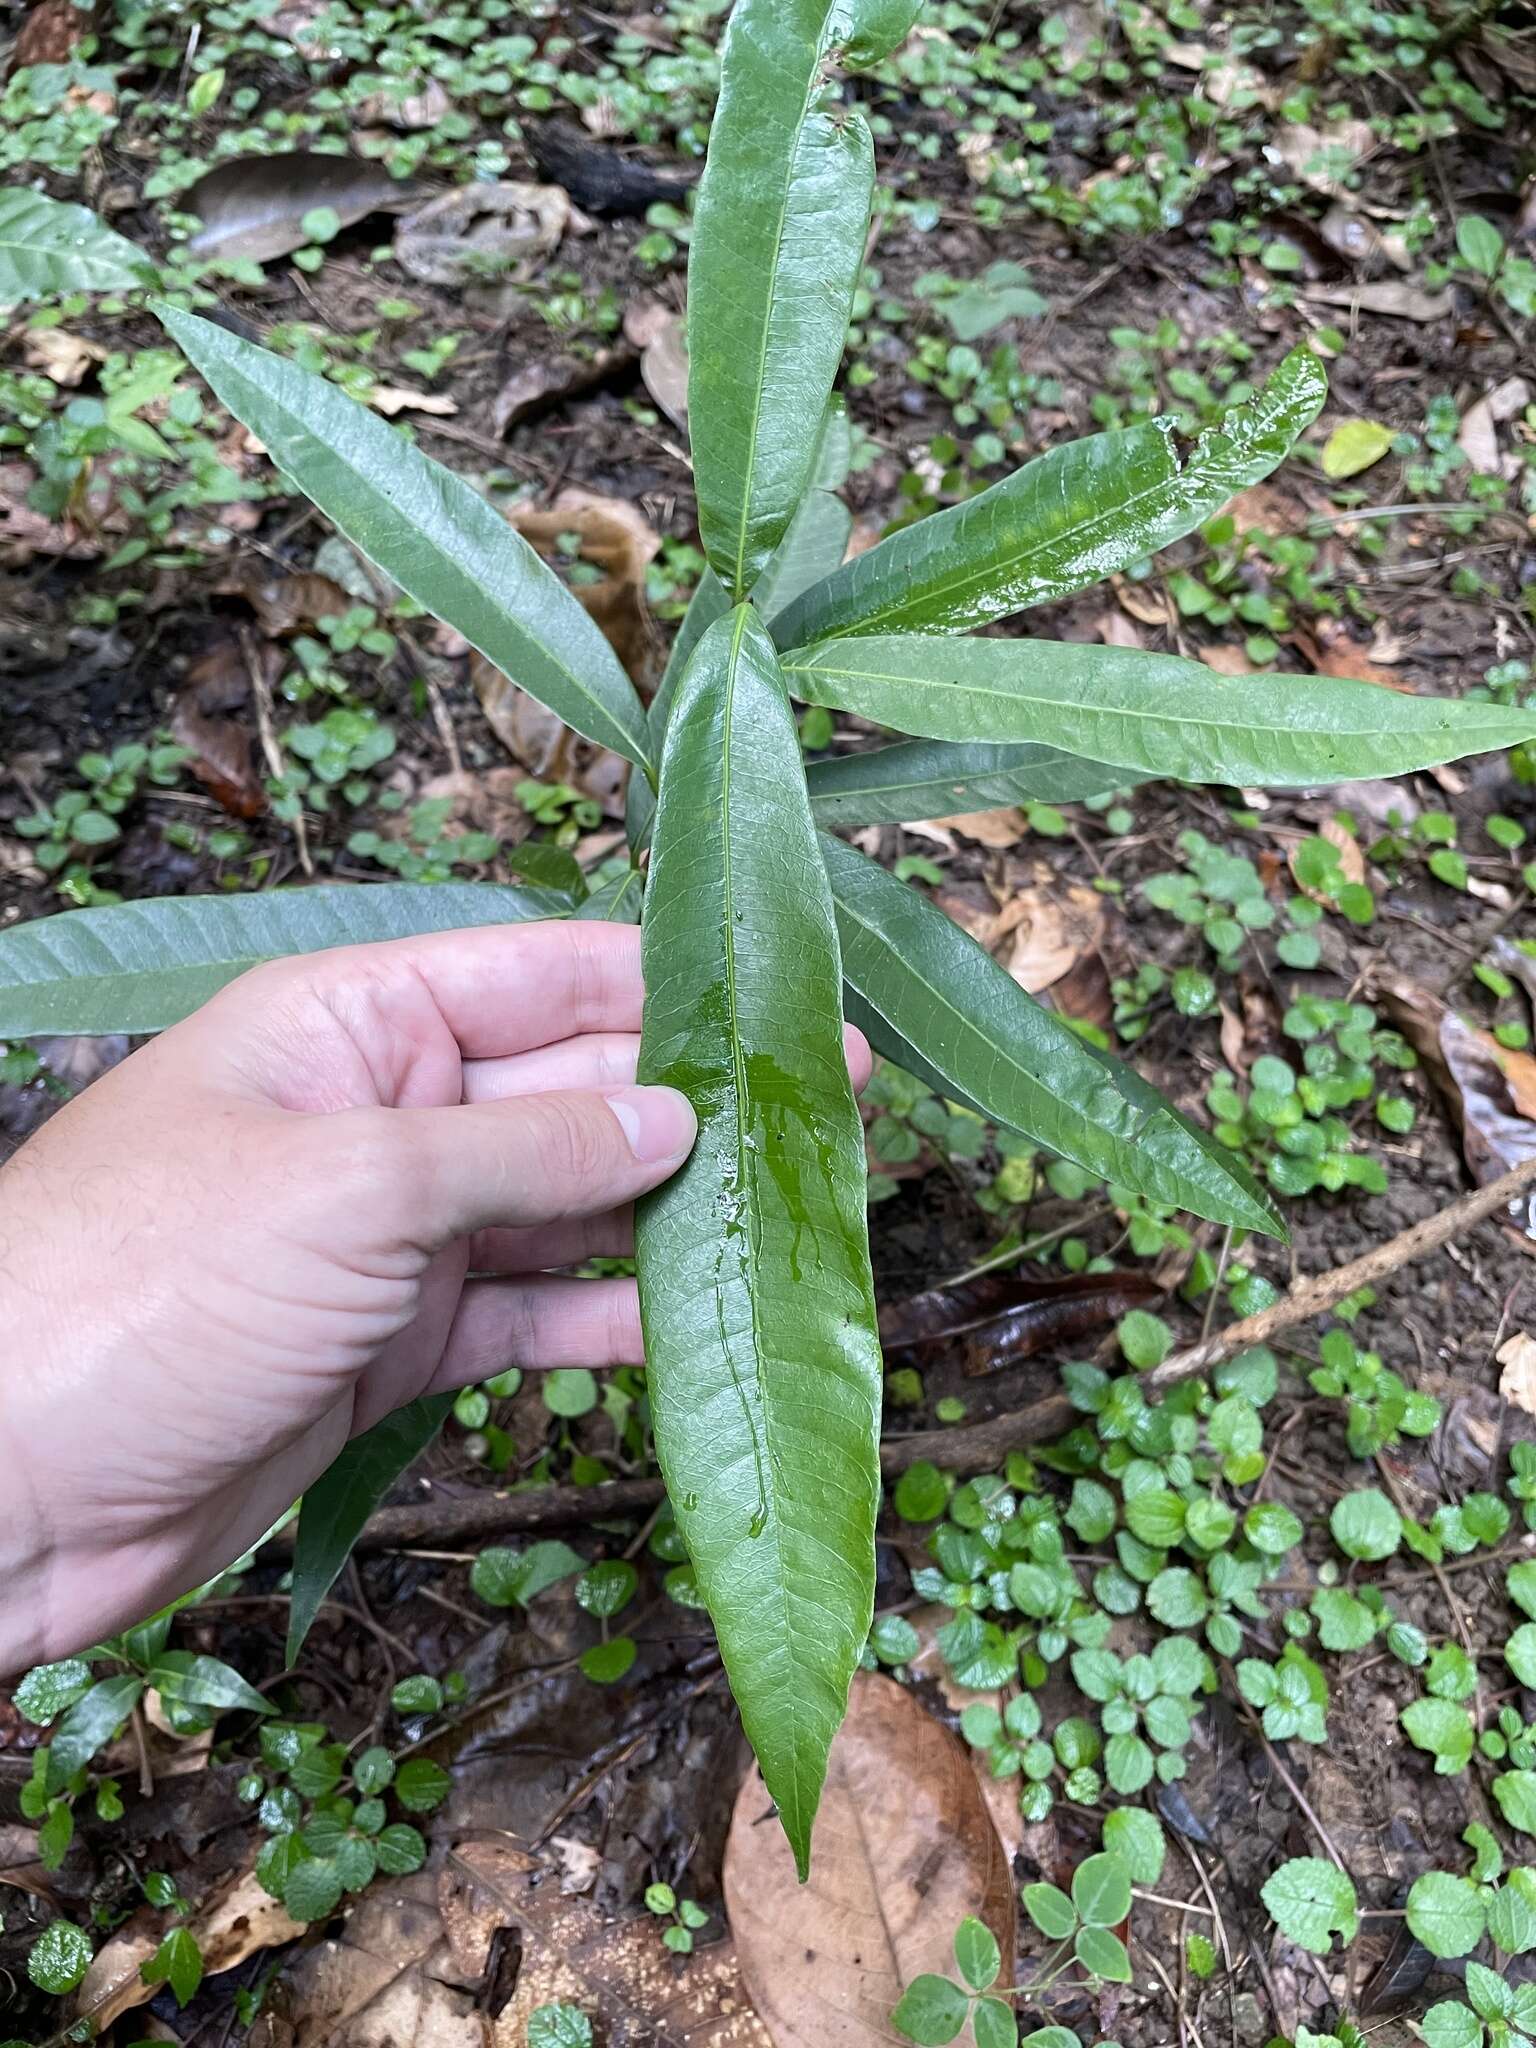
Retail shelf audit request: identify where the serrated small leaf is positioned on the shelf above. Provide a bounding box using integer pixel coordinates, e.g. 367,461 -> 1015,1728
1102,1808 -> 1164,1886
891,1973 -> 971,2045
0,883 -> 567,1038
1400,1697 -> 1474,1774
1405,1870 -> 1486,1958
1260,1856 -> 1357,1954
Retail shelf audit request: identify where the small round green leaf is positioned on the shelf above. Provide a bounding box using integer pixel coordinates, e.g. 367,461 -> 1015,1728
1072,1852 -> 1132,1929
1405,1870 -> 1486,1959
891,1972 -> 971,2046
953,1915 -> 1001,1992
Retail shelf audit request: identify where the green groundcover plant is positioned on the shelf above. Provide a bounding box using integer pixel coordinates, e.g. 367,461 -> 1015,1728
3,0 -> 1535,1881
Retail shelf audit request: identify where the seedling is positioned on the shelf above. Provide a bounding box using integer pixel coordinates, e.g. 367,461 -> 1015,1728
5,2 -> 1536,1879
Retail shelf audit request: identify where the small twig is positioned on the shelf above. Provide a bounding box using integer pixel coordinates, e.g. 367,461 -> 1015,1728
130,1700 -> 155,1799
241,626 -> 312,878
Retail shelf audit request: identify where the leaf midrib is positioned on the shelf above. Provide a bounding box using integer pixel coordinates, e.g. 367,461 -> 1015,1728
800,382 -> 1306,637
717,606 -> 806,1842
789,655 -> 1481,755
719,36 -> 828,596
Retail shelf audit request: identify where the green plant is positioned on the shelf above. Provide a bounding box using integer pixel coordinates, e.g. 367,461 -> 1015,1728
644,1881 -> 710,1954
4,4 -> 1536,1879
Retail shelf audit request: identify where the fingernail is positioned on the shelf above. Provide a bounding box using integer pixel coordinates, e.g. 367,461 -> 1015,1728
607,1085 -> 697,1164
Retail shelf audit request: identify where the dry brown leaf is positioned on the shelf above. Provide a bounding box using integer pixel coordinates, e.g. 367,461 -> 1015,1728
394,182 -> 568,285
509,487 -> 660,689
1317,204 -> 1411,272
934,887 -> 1024,952
1003,883 -> 1107,996
186,153 -> 418,265
491,346 -> 633,433
1305,626 -> 1413,691
1224,485 -> 1297,536
640,310 -> 689,430
1291,815 -> 1366,897
1201,642 -> 1256,676
1096,608 -> 1144,649
356,78 -> 449,128
1110,575 -> 1169,626
1459,398 -> 1502,477
1303,280 -> 1453,323
369,383 -> 459,417
1275,119 -> 1373,194
77,1863 -> 303,2030
724,1674 -> 1015,2048
215,568 -> 352,638
1377,976 -> 1536,1235
0,461 -> 102,565
931,807 -> 1027,847
1498,1332 -> 1536,1417
169,642 -> 267,820
23,328 -> 105,387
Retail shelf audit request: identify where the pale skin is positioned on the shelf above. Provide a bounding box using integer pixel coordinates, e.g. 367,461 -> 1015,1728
0,921 -> 870,1676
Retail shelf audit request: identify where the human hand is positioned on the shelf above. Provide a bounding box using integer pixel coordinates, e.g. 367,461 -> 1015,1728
0,918 -> 868,1672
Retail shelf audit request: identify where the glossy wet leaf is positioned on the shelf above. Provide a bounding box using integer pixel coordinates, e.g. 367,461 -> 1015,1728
786,636 -> 1536,790
0,882 -> 567,1037
0,190 -> 153,306
806,738 -> 1139,826
287,1397 -> 452,1662
159,306 -> 652,770
626,566 -> 731,849
49,1675 -> 145,1792
688,2 -> 885,595
772,349 -> 1326,646
635,606 -> 882,1876
820,833 -> 1281,1233
754,401 -> 855,622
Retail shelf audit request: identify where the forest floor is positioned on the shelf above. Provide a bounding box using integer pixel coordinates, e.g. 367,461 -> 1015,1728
2,2 -> 1536,2044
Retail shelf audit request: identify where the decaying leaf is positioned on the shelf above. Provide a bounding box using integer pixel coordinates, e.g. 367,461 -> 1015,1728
215,567 -> 353,637
22,327 -> 106,387
1498,1332 -> 1536,1418
393,183 -> 569,286
1303,280 -> 1454,323
1291,816 -> 1366,896
76,1862 -> 304,2030
168,641 -> 267,819
930,808 -> 1028,847
723,1673 -> 1015,2048
1002,880 -> 1108,997
492,346 -> 635,433
1378,975 -> 1536,1236
1274,120 -> 1373,195
880,1268 -> 1161,1377
508,487 -> 660,689
432,1840 -> 770,2047
639,309 -> 689,430
368,383 -> 459,418
185,153 -> 418,264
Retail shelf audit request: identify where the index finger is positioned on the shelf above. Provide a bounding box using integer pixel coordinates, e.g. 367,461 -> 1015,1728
209,917 -> 645,1066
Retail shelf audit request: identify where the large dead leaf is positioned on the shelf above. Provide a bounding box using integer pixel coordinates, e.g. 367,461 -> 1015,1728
1002,882 -> 1107,996
1499,1332 -> 1536,1418
169,640 -> 266,819
1303,280 -> 1453,323
639,309 -> 689,431
1274,119 -> 1373,194
1378,975 -> 1536,1236
931,808 -> 1027,848
508,487 -> 660,689
725,1675 -> 1014,2047
394,183 -> 568,285
185,153 -> 417,264
76,1862 -> 303,2030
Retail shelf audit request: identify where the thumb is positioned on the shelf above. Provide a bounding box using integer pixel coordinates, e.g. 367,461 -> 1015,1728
380,1084 -> 697,1244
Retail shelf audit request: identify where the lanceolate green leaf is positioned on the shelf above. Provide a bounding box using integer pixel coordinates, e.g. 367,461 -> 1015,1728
576,868 -> 645,922
635,605 -> 882,1877
626,566 -> 731,849
807,739 -> 1141,826
0,883 -> 567,1037
773,349 -> 1327,645
0,190 -> 153,306
755,400 -> 855,622
158,306 -> 653,771
688,0 -> 878,596
787,635 -> 1536,788
287,1397 -> 453,1663
820,833 -> 1281,1234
